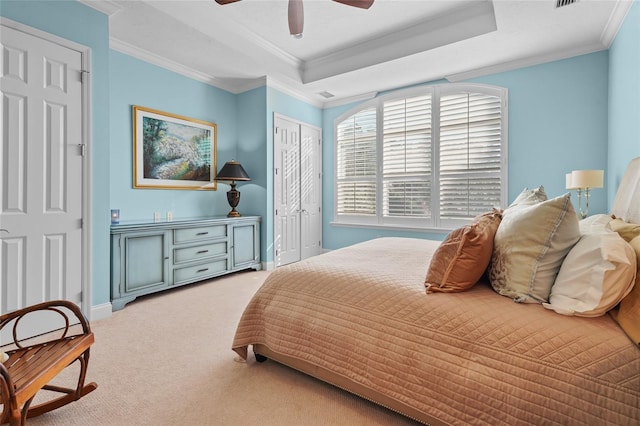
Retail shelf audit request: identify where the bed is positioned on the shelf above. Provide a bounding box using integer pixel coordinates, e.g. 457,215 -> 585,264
232,158 -> 640,425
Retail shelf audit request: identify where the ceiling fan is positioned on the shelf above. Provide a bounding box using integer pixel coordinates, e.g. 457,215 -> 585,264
215,0 -> 374,39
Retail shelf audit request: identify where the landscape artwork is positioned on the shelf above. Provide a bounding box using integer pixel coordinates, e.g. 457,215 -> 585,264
133,105 -> 217,190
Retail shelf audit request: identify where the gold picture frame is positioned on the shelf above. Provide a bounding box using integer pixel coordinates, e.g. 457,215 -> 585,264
133,105 -> 217,190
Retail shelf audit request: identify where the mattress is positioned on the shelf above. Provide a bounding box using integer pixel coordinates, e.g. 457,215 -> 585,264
232,237 -> 640,425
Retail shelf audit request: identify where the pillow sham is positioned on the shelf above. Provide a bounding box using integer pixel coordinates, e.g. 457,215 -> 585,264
543,231 -> 636,317
488,193 -> 580,303
425,210 -> 502,293
579,214 -> 612,235
509,186 -> 547,207
610,218 -> 640,242
613,235 -> 640,344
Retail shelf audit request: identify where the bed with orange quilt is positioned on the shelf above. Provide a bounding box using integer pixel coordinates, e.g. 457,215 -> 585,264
233,158 -> 640,425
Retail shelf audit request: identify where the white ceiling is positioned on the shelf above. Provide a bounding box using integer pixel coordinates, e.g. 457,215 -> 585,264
80,0 -> 632,107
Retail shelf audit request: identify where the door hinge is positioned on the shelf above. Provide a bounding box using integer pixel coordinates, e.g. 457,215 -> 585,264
81,70 -> 90,83
275,209 -> 278,216
79,144 -> 86,156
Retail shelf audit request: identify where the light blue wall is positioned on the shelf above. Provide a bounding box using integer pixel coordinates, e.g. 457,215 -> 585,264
608,0 -> 640,205
322,51 -> 610,250
109,51 -> 237,221
236,86 -> 268,260
0,0 -> 112,306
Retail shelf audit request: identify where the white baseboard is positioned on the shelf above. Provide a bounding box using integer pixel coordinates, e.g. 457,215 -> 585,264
90,302 -> 112,322
262,260 -> 275,271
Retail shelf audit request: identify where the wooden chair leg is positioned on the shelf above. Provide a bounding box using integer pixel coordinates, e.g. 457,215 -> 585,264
26,349 -> 97,419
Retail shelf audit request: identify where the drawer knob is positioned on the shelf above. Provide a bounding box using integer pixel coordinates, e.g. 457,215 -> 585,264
197,250 -> 209,254
196,232 -> 209,236
196,268 -> 209,273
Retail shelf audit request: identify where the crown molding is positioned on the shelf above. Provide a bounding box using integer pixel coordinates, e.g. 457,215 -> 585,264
110,37 -> 238,92
77,0 -> 123,16
600,0 -> 634,47
445,41 -> 607,83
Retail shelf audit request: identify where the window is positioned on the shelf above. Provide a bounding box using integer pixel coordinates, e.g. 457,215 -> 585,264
334,84 -> 507,230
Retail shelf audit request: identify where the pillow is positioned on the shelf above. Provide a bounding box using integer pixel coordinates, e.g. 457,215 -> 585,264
509,186 -> 547,207
488,193 -> 580,303
543,231 -> 636,317
579,214 -> 612,235
610,220 -> 640,345
610,218 -> 640,242
425,210 -> 502,293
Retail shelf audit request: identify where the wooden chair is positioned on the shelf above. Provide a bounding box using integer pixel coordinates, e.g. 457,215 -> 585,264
0,300 -> 97,425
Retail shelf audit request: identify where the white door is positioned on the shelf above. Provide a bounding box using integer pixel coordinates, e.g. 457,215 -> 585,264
274,116 -> 301,266
300,124 -> 322,260
274,114 -> 322,267
0,24 -> 86,326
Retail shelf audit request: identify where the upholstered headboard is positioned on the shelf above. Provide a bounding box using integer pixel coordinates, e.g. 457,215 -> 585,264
611,157 -> 640,224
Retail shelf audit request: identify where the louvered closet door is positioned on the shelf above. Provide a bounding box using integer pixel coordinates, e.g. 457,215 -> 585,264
0,24 -> 85,331
274,114 -> 322,267
274,116 -> 302,266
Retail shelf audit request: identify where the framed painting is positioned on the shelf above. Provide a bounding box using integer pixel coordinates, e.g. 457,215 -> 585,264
133,105 -> 217,190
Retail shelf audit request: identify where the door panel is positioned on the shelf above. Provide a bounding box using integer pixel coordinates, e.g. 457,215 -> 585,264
300,125 -> 322,260
0,25 -> 84,330
274,117 -> 301,266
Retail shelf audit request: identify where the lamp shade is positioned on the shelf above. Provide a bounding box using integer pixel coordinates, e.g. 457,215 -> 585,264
565,172 -> 579,190
214,160 -> 251,182
571,169 -> 603,189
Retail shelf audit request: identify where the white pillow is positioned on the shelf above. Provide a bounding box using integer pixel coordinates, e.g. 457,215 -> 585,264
578,214 -> 612,235
544,230 -> 636,317
489,193 -> 580,303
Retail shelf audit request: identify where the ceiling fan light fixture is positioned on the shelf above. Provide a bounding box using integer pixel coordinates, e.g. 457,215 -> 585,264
288,0 -> 304,38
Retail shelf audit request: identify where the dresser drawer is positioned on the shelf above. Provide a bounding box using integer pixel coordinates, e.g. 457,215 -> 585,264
173,241 -> 227,264
173,259 -> 227,284
173,225 -> 227,244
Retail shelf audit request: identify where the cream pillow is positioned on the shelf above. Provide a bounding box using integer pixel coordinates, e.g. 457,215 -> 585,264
612,234 -> 640,345
488,193 -> 580,303
543,231 -> 637,317
509,186 -> 547,206
579,214 -> 612,235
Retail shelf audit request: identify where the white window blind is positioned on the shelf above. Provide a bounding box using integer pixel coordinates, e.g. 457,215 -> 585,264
382,95 -> 432,218
439,92 -> 502,219
336,108 -> 377,215
334,84 -> 506,229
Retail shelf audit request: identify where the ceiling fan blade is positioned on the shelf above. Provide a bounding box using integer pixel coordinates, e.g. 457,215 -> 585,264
215,0 -> 242,5
288,0 -> 304,38
332,0 -> 374,9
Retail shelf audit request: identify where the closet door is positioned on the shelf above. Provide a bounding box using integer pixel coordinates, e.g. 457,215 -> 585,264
274,114 -> 322,267
274,116 -> 301,266
300,124 -> 322,260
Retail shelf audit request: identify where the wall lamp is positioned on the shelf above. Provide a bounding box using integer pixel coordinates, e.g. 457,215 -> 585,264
566,169 -> 604,219
214,160 -> 251,217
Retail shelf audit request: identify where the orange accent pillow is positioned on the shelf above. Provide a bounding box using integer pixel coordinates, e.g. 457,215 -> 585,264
425,210 -> 502,293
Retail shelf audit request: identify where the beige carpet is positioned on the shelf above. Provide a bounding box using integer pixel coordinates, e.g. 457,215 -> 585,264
27,270 -> 419,426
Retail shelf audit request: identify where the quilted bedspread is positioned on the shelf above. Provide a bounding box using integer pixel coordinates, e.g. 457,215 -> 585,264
233,237 -> 640,425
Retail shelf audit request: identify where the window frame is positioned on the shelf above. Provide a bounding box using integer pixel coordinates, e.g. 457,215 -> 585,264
333,83 -> 508,231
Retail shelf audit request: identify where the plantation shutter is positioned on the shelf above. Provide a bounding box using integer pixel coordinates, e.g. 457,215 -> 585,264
382,95 -> 432,218
439,92 -> 502,219
336,108 -> 377,215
